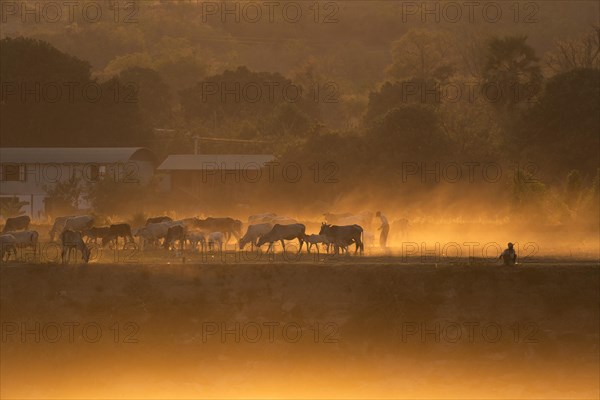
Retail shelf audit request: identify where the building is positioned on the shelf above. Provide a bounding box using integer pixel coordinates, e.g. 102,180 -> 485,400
0,147 -> 158,219
157,154 -> 276,208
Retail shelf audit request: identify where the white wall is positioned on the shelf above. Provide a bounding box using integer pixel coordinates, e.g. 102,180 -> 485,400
0,160 -> 156,218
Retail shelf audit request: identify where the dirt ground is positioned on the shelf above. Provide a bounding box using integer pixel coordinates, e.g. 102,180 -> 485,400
1,260 -> 599,399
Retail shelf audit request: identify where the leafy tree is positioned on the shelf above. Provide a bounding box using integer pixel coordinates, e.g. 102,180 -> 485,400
387,29 -> 457,83
43,178 -> 83,215
483,35 -> 543,112
119,67 -> 173,128
520,68 -> 600,177
85,178 -> 159,216
1,37 -> 92,146
438,98 -> 501,158
546,26 -> 600,75
1,37 -> 147,147
577,169 -> 600,226
368,105 -> 453,166
180,66 -> 319,139
365,80 -> 442,122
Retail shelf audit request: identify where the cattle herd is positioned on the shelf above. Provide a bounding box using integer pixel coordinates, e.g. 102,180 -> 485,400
0,212 -> 373,263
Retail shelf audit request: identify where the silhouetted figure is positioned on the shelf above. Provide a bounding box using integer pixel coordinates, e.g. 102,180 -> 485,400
499,242 -> 517,265
376,211 -> 389,248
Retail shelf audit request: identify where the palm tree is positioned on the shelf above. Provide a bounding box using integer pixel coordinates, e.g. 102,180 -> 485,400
0,197 -> 29,219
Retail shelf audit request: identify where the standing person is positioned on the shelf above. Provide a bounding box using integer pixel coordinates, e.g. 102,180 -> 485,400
376,211 -> 389,248
499,242 -> 517,265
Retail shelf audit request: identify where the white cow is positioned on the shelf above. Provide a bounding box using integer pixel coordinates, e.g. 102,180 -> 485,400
187,231 -> 207,252
10,230 -> 39,253
49,215 -> 75,241
239,223 -> 273,250
50,215 -> 93,241
207,232 -> 225,252
248,213 -> 297,226
248,213 -> 278,224
134,222 -> 172,248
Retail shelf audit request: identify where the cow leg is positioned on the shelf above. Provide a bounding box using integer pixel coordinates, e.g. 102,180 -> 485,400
297,238 -> 304,254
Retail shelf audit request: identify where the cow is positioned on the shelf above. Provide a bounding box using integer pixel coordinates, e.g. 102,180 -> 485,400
239,223 -> 273,250
249,213 -> 297,226
248,213 -> 278,224
2,215 -> 30,233
60,230 -> 90,263
170,218 -> 199,230
64,215 -> 94,233
134,222 -> 172,249
146,216 -> 173,225
188,232 -> 206,252
319,223 -> 364,255
0,234 -> 17,262
83,226 -> 111,244
10,231 -> 39,255
164,225 -> 186,251
302,234 -> 332,255
256,224 -> 306,253
51,215 -> 94,240
49,216 -> 74,241
194,217 -> 243,243
207,232 -> 225,252
102,223 -> 135,249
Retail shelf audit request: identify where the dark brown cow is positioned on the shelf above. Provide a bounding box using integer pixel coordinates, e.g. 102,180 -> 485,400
61,230 -> 90,263
164,225 -> 186,251
102,224 -> 135,248
146,216 -> 173,225
256,224 -> 306,253
2,215 -> 30,233
319,223 -> 364,255
83,226 -> 111,244
194,217 -> 242,242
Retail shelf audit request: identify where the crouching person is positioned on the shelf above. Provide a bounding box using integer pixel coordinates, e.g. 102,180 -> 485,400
499,242 -> 517,266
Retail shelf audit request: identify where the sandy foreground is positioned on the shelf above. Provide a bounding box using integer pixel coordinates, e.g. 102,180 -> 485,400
1,259 -> 598,399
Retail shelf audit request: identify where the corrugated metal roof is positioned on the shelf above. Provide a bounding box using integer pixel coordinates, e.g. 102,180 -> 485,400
158,154 -> 277,171
0,148 -> 158,165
